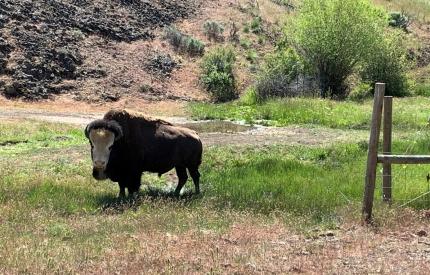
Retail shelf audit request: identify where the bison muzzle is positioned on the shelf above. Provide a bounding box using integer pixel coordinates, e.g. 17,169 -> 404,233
85,109 -> 203,198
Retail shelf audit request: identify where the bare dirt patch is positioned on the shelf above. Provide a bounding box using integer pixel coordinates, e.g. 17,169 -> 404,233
82,210 -> 430,274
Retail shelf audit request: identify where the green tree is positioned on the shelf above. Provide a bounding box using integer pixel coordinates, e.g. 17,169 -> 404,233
288,0 -> 386,98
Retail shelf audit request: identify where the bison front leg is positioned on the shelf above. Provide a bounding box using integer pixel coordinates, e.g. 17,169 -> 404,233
127,173 -> 142,199
174,166 -> 188,197
118,183 -> 126,199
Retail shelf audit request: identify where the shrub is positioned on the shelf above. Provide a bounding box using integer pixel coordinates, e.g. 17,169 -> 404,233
164,26 -> 205,56
203,21 -> 224,41
388,12 -> 410,31
164,26 -> 183,49
360,30 -> 409,97
183,37 -> 205,56
255,48 -> 305,100
287,0 -> 386,98
200,47 -> 237,102
255,73 -> 296,100
348,82 -> 373,102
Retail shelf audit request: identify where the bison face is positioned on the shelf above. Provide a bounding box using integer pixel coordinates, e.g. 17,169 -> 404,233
85,119 -> 123,180
88,128 -> 115,180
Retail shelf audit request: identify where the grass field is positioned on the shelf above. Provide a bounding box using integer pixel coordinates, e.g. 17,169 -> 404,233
190,97 -> 430,130
1,111 -> 430,272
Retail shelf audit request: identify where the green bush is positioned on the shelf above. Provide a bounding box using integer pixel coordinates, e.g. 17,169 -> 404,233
203,21 -> 224,41
164,26 -> 183,49
255,48 -> 305,100
287,0 -> 386,98
360,30 -> 409,97
348,82 -> 373,102
183,37 -> 205,56
200,47 -> 237,102
164,26 -> 205,56
388,12 -> 410,31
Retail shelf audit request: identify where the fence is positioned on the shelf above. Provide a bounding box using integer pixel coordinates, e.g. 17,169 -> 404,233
362,83 -> 430,222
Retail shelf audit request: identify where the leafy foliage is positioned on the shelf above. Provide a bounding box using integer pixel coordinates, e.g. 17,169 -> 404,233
287,0 -> 386,98
200,47 -> 237,102
255,48 -> 305,100
360,30 -> 410,97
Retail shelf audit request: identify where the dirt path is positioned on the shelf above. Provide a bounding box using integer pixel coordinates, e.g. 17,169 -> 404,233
0,107 -> 369,147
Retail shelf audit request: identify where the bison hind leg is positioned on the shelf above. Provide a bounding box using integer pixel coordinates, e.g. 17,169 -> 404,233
174,166 -> 188,197
188,167 -> 200,195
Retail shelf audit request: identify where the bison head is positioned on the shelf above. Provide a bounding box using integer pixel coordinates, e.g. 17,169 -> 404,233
85,119 -> 123,180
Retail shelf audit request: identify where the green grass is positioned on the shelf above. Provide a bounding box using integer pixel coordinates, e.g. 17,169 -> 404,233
1,118 -> 430,271
190,97 -> 430,130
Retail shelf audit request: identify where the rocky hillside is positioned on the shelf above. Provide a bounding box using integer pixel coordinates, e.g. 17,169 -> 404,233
0,0 -> 201,101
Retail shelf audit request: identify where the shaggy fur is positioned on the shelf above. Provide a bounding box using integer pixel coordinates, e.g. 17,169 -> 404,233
85,109 -> 203,197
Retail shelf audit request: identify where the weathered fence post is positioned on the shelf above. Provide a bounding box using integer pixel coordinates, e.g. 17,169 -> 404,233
362,83 -> 385,222
382,96 -> 393,202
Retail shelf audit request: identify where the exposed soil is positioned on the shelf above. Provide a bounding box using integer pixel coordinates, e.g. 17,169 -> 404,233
0,0 -> 201,100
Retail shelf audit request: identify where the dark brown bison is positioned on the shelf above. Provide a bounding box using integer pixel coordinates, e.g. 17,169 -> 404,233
85,109 -> 203,198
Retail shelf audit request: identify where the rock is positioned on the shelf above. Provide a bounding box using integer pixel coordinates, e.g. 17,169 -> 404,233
3,82 -> 22,98
145,52 -> 179,77
417,230 -> 427,237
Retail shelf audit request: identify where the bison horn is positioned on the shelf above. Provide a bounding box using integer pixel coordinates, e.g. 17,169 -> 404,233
108,120 -> 123,141
84,123 -> 91,139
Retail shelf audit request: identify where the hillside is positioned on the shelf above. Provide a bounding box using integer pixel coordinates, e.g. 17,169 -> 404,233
0,0 -> 202,102
0,0 -> 430,108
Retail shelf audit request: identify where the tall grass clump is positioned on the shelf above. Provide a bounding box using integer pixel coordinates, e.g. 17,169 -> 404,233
200,46 -> 237,102
164,26 -> 205,56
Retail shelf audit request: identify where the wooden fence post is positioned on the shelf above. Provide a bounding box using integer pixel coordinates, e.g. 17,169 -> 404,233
362,83 -> 385,222
382,96 -> 393,202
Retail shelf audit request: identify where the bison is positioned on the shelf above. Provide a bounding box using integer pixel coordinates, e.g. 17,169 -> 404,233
85,109 -> 203,198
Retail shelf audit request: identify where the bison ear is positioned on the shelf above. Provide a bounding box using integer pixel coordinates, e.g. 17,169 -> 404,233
109,120 -> 123,141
